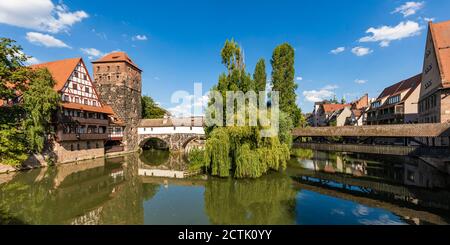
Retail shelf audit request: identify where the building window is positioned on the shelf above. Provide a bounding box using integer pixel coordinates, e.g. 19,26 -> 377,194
64,95 -> 69,101
83,74 -> 87,80
74,71 -> 78,78
72,83 -> 77,90
107,76 -> 111,81
371,101 -> 381,108
116,66 -> 120,71
84,99 -> 88,105
97,66 -> 100,72
70,144 -> 74,151
85,87 -> 89,93
92,101 -> 96,107
107,66 -> 110,71
387,95 -> 400,105
87,141 -> 91,149
75,97 -> 80,103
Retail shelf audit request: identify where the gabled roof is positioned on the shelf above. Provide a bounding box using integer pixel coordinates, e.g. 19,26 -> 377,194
322,104 -> 350,113
429,20 -> 450,87
30,58 -> 81,92
92,51 -> 141,71
377,73 -> 422,100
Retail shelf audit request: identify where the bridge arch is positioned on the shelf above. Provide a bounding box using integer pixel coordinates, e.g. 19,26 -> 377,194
138,133 -> 204,152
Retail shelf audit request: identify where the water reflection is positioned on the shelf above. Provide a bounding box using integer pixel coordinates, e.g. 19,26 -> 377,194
0,150 -> 448,225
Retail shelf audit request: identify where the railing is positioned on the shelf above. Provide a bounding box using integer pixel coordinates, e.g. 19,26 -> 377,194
59,115 -> 108,126
57,132 -> 109,141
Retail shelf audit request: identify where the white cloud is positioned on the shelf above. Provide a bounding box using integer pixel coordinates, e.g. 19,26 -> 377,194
26,56 -> 41,65
132,34 -> 148,41
26,32 -> 70,48
80,48 -> 104,60
168,94 -> 209,117
303,85 -> 338,103
359,21 -> 423,47
392,1 -> 424,17
423,17 -> 435,22
296,76 -> 303,81
0,0 -> 88,33
330,47 -> 345,54
351,46 -> 373,56
355,79 -> 367,84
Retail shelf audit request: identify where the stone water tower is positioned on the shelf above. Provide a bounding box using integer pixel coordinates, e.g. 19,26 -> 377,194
92,52 -> 142,151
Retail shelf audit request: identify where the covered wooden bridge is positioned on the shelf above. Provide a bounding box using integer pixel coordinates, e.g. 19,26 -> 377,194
292,123 -> 450,138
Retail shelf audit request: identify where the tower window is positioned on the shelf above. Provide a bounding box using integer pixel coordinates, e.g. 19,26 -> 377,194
107,66 -> 110,71
108,76 -> 111,81
116,66 -> 120,71
97,66 -> 100,72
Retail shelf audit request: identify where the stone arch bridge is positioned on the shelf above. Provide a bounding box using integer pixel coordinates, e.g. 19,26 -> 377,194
138,117 -> 205,152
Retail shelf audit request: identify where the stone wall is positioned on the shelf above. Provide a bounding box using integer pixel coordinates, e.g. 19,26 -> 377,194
93,61 -> 142,152
53,140 -> 105,163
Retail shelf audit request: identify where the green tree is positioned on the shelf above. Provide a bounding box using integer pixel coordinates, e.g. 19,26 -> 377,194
141,95 -> 166,119
204,40 -> 290,179
271,44 -> 296,114
0,38 -> 29,102
253,58 -> 267,93
22,69 -> 60,153
0,38 -> 59,164
270,43 -> 304,127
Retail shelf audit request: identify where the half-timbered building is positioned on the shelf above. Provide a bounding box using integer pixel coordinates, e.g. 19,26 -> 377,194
31,58 -> 123,163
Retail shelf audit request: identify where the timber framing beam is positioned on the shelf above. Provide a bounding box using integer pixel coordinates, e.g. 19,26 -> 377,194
292,123 -> 450,137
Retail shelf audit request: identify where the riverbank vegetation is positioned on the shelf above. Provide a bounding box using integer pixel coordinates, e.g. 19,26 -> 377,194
188,39 -> 304,179
0,38 -> 59,166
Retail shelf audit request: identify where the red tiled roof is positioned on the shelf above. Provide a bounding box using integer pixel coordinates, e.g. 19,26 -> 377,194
92,51 -> 141,71
429,20 -> 450,87
61,102 -> 115,115
30,58 -> 81,92
377,74 -> 422,100
322,104 -> 350,113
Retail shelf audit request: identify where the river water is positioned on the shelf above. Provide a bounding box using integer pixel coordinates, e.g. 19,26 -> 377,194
0,149 -> 449,225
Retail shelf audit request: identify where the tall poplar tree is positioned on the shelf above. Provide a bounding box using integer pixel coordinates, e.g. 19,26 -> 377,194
253,58 -> 267,93
271,43 -> 303,126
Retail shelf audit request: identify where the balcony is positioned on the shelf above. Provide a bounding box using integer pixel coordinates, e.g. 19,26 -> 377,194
56,132 -> 109,142
58,115 -> 109,126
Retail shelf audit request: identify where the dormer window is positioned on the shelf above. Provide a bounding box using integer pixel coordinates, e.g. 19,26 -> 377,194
387,95 -> 400,105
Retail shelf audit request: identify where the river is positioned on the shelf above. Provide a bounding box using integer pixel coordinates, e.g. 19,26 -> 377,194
0,148 -> 449,225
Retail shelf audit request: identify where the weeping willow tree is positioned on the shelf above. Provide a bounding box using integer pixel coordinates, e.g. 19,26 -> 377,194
198,39 -> 292,179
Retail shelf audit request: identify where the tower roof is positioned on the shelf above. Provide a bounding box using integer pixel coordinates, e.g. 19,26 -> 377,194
92,51 -> 141,71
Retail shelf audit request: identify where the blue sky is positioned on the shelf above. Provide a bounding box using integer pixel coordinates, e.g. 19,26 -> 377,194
1,0 -> 449,115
